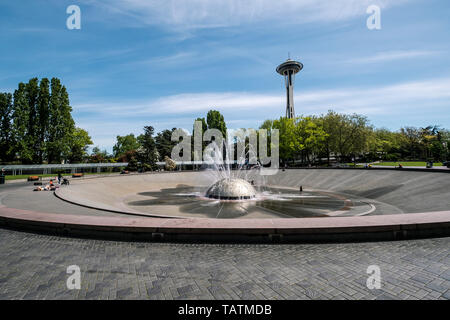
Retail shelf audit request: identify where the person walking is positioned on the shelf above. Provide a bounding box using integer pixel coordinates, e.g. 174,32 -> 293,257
0,168 -> 5,185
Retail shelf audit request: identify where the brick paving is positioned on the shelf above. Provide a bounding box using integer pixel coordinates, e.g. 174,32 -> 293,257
0,228 -> 448,300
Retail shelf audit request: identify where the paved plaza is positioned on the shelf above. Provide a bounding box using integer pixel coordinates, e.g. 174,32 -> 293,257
0,227 -> 448,300
0,172 -> 449,300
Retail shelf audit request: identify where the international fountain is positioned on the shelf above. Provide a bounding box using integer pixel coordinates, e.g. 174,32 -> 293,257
111,142 -> 380,219
51,56 -> 425,220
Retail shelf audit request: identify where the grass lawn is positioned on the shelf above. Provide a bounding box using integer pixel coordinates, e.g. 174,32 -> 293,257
5,171 -> 121,181
5,174 -> 54,181
372,161 -> 443,167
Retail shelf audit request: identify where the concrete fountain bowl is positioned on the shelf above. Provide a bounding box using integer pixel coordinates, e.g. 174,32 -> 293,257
1,169 -> 450,242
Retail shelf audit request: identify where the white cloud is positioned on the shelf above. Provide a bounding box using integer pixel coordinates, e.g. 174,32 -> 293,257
297,78 -> 450,115
132,52 -> 198,67
74,92 -> 281,116
73,77 -> 450,149
346,50 -> 440,64
85,0 -> 409,30
73,77 -> 450,117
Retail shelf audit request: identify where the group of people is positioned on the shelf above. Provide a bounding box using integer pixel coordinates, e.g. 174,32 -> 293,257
33,173 -> 67,191
34,179 -> 57,191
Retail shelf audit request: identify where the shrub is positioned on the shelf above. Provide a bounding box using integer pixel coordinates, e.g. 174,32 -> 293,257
164,156 -> 176,171
125,158 -> 138,171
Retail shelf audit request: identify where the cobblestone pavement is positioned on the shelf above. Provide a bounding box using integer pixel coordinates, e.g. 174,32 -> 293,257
0,228 -> 448,300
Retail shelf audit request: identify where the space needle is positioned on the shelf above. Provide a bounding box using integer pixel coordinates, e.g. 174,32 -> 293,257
276,58 -> 303,119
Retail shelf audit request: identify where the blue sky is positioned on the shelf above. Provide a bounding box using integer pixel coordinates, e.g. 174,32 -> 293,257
1,0 -> 450,151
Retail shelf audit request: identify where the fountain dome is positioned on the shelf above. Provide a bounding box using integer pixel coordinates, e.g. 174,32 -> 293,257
205,178 -> 256,200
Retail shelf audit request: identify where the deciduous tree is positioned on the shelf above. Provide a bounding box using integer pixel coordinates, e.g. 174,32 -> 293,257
0,93 -> 13,162
113,134 -> 140,158
67,128 -> 93,163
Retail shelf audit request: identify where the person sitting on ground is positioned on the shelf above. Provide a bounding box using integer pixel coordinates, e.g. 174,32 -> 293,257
398,163 -> 403,169
43,180 -> 55,191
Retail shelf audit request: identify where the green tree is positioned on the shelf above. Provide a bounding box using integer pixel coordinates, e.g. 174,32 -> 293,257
113,134 -> 140,158
206,110 -> 227,138
126,157 -> 139,171
67,128 -> 93,163
25,78 -> 40,163
271,117 -> 297,163
155,128 -> 176,161
420,125 -> 440,160
137,126 -> 159,170
320,111 -> 372,163
90,146 -> 110,163
320,111 -> 341,165
6,77 -> 82,164
0,93 -> 14,162
263,111 -> 373,165
37,78 -> 50,163
91,146 -> 101,155
295,116 -> 328,164
259,120 -> 273,131
370,128 -> 402,161
12,83 -> 33,163
264,116 -> 327,165
399,127 -> 422,160
47,79 -> 76,163
439,130 -> 450,161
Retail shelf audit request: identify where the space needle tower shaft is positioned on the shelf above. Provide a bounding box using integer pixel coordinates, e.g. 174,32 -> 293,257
276,59 -> 303,119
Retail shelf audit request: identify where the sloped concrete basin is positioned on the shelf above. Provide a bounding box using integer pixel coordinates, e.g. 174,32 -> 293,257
54,169 -> 450,219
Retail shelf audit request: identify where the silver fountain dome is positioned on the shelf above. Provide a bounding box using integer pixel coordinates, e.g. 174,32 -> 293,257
205,178 -> 256,200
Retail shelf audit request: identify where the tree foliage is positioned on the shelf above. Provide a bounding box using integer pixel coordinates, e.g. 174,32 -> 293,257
0,93 -> 13,162
113,134 -> 139,158
137,126 -> 159,170
206,110 -> 227,138
267,116 -> 328,164
154,128 -> 176,161
67,128 -> 93,163
261,110 -> 449,165
1,78 -> 87,164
